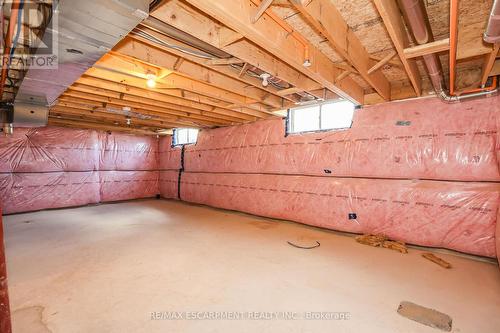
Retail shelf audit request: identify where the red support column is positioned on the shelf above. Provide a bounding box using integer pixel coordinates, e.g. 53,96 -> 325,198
0,209 -> 11,333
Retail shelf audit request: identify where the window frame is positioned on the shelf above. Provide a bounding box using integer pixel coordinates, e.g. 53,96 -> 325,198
286,100 -> 357,135
172,128 -> 199,147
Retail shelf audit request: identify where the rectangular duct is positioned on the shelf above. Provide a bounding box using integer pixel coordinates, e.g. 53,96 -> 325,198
13,0 -> 150,127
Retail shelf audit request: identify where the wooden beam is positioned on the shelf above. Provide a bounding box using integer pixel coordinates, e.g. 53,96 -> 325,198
154,0 -> 364,103
149,3 -> 324,97
208,57 -> 245,65
58,94 -> 239,126
130,28 -> 299,104
334,70 -> 351,84
51,104 -> 186,129
490,59 -> 500,77
480,44 -> 500,86
71,79 -> 258,121
403,38 -> 450,59
238,63 -> 250,78
276,87 -> 302,96
367,50 -> 397,74
93,57 -> 275,113
84,67 -> 272,118
66,82 -> 253,124
252,0 -> 273,23
113,39 -> 284,110
48,117 -> 162,136
372,0 -> 422,96
290,0 -> 391,100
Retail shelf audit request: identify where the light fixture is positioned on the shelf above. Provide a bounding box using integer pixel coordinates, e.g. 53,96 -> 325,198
146,73 -> 157,88
260,73 -> 271,87
303,59 -> 312,67
126,116 -> 132,125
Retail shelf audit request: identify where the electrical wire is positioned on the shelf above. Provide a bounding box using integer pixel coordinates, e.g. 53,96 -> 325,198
8,0 -> 24,67
131,29 -> 215,60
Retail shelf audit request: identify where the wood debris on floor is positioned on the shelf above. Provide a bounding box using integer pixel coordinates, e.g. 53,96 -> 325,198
355,234 -> 408,253
397,301 -> 453,331
422,253 -> 452,269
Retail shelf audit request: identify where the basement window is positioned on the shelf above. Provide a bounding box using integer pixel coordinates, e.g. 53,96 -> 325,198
173,128 -> 199,146
287,100 -> 356,134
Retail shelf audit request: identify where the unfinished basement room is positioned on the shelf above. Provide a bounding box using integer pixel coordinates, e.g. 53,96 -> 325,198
0,0 -> 499,332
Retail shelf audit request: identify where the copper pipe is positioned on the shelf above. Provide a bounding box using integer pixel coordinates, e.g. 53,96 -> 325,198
448,0 -> 497,96
0,1 -> 21,101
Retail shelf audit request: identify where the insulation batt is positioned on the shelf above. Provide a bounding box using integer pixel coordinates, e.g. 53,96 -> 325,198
0,127 -> 160,214
185,96 -> 500,181
159,170 -> 179,200
181,172 -> 499,257
0,127 -> 99,173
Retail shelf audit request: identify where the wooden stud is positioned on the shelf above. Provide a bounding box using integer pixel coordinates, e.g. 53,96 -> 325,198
290,0 -> 391,100
480,44 -> 500,86
373,0 -> 422,96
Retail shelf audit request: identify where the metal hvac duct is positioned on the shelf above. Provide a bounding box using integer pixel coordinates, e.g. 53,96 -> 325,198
484,0 -> 500,43
399,0 -> 446,94
11,0 -> 150,128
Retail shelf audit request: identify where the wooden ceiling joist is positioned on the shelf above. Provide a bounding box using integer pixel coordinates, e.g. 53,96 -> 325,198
129,27 -> 300,104
48,117 -> 161,136
69,80 -> 259,121
176,0 -> 364,104
112,39 -> 286,110
372,0 -> 422,97
290,0 -> 391,100
151,0 -> 347,101
57,95 -> 237,126
78,71 -> 270,119
90,61 -> 274,115
480,44 -> 500,86
50,105 -> 192,129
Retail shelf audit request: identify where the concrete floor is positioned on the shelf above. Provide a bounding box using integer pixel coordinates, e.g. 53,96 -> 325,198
3,200 -> 500,333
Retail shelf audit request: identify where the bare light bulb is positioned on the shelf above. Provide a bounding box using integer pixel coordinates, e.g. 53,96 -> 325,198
146,73 -> 157,88
260,73 -> 271,87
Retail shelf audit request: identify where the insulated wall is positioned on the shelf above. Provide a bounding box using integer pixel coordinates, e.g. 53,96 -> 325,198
0,127 -> 160,214
158,136 -> 180,200
185,96 -> 500,181
174,95 -> 500,258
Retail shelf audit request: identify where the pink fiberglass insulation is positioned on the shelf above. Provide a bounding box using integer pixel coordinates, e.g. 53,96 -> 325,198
0,127 -> 99,173
159,136 -> 181,171
185,95 -> 499,181
180,172 -> 499,257
99,171 -> 159,202
159,170 -> 179,199
1,126 -> 161,214
99,132 -> 159,171
0,172 -> 100,214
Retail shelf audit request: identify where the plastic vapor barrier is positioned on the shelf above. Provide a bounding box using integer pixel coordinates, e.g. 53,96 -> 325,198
185,95 -> 500,181
0,126 -> 160,214
181,172 -> 499,257
0,172 -> 100,214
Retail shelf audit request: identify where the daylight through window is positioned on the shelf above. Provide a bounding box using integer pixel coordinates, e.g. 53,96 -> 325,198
288,100 -> 355,134
173,128 -> 199,146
